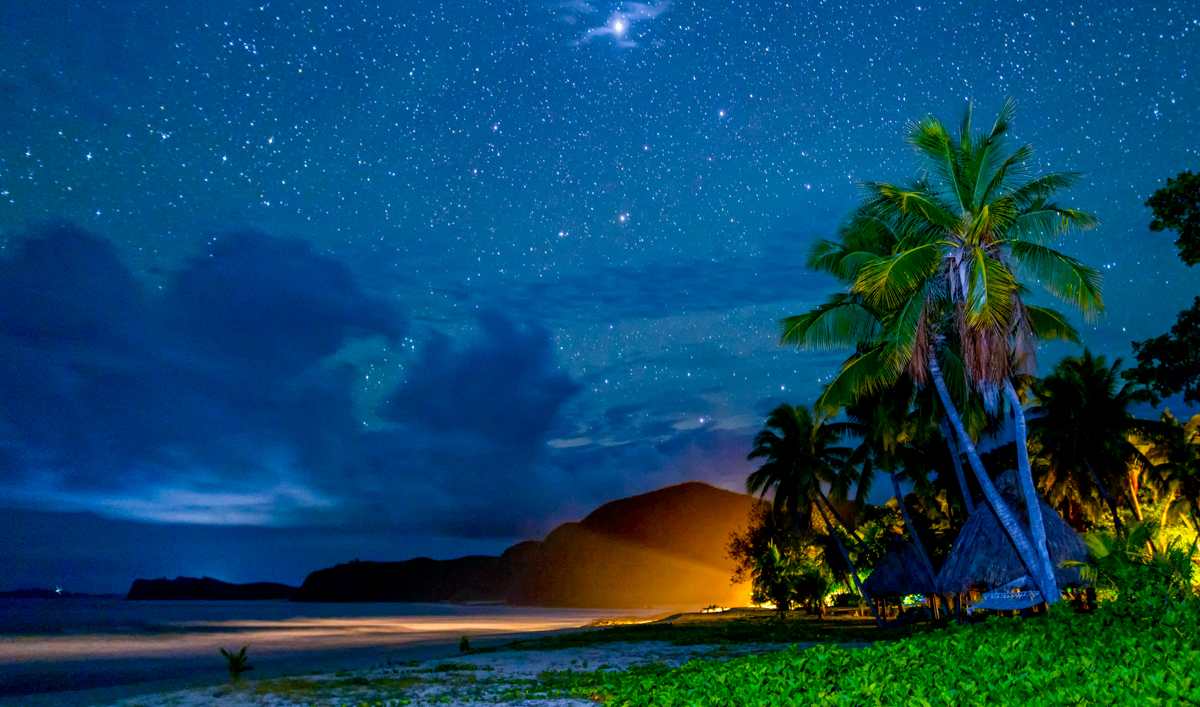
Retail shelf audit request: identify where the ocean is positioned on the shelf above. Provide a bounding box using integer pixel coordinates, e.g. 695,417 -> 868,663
0,598 -> 649,704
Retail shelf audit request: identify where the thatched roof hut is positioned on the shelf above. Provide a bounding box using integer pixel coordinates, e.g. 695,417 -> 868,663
863,533 -> 937,597
936,470 -> 1090,594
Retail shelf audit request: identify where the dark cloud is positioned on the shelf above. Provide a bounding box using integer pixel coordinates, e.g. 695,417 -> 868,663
382,312 -> 581,446
0,223 -> 404,523
0,223 -> 773,588
347,312 -> 584,538
0,507 -> 513,594
0,226 -> 597,546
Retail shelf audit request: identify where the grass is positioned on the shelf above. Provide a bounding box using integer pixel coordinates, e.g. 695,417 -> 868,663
476,609 -> 913,654
519,601 -> 1200,706
208,607 -> 1082,705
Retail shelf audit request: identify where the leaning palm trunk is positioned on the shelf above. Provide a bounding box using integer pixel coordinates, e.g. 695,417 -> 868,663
815,490 -> 883,628
929,353 -> 1057,603
890,472 -> 938,583
941,418 -> 975,516
1085,460 -> 1123,534
1003,379 -> 1061,602
1128,473 -> 1145,522
820,496 -> 865,542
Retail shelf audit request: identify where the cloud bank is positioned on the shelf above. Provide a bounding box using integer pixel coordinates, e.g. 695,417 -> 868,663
0,223 -> 775,594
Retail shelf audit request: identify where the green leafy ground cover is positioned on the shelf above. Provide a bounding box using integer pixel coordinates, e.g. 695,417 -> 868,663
483,612 -> 904,653
533,602 -> 1200,706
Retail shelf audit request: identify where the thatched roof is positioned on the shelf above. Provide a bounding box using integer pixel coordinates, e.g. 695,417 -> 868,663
863,533 -> 937,597
936,470 -> 1090,594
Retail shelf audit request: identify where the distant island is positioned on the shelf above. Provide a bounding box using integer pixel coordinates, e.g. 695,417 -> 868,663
126,576 -> 298,601
0,588 -> 119,599
127,481 -> 758,608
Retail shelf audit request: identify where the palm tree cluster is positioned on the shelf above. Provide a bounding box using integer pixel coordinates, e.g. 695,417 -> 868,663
743,102 -> 1199,617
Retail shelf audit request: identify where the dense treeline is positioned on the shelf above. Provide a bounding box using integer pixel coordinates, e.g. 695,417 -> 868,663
729,104 -> 1199,617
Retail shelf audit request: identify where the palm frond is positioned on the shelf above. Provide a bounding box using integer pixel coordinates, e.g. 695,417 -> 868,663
1008,203 -> 1099,244
988,98 -> 1016,141
865,182 -> 959,229
979,143 -> 1035,204
779,294 -> 881,350
1024,304 -> 1081,343
959,102 -> 974,147
964,200 -> 1019,245
966,139 -> 1009,210
907,117 -> 968,214
814,347 -> 900,417
1007,240 -> 1104,319
878,282 -> 932,373
1008,172 -> 1084,208
964,247 -> 1016,328
853,243 -> 941,311
806,233 -> 891,283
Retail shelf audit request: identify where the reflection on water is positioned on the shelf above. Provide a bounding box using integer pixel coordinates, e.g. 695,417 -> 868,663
0,599 -> 648,664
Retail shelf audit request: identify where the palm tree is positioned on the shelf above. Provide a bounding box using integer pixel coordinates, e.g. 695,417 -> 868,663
842,379 -> 939,583
1134,411 -> 1200,531
746,403 -> 884,627
780,101 -> 1104,603
1028,350 -> 1159,533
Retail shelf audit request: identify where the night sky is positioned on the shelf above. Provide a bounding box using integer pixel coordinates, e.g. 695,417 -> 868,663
1,0 -> 1197,593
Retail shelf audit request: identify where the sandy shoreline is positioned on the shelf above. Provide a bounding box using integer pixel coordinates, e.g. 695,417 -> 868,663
0,626 -> 612,707
73,639 -> 802,707
0,604 -> 650,706
1,608 -> 869,707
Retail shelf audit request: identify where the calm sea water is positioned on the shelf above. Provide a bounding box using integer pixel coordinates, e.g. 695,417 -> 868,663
0,598 -> 648,701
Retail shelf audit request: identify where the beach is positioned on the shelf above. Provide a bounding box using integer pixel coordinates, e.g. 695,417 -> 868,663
68,637 -> 800,707
0,603 -> 844,707
0,600 -> 666,707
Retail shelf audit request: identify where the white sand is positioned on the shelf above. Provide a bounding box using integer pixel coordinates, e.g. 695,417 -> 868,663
91,640 -> 797,707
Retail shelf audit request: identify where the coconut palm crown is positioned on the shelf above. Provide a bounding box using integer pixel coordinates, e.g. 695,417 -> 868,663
783,99 -> 1102,412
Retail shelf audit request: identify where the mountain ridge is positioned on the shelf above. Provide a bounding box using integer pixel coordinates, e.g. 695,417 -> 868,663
129,481 -> 759,608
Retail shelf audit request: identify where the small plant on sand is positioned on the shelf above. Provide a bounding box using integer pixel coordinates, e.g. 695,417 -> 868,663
459,634 -> 470,652
219,645 -> 254,682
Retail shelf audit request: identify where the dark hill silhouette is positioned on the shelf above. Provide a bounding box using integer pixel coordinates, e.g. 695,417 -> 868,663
291,552 -> 530,603
126,576 -> 297,600
295,481 -> 759,608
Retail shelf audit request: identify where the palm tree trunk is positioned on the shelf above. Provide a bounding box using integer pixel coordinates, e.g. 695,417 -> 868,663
817,496 -> 865,542
1128,473 -> 1145,522
1158,486 -> 1175,529
815,489 -> 883,629
1085,460 -> 1123,535
941,418 -> 974,516
890,472 -> 937,583
1003,379 -> 1061,603
927,352 -> 1056,604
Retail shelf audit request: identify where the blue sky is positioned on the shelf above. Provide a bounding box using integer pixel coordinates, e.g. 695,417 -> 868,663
0,0 -> 1197,592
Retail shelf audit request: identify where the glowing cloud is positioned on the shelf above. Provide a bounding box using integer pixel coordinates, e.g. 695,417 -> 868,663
576,1 -> 670,48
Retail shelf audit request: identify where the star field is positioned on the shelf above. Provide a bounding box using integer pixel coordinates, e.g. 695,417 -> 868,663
0,0 -> 1197,591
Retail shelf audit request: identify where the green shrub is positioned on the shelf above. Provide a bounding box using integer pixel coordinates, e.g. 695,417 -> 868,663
218,645 -> 253,683
555,601 -> 1200,706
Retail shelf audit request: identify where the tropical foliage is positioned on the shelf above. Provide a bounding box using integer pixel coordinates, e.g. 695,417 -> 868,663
777,100 -> 1105,605
1145,169 -> 1200,266
1028,349 -> 1160,532
1078,521 -> 1198,606
1125,170 -> 1200,404
744,402 -> 884,626
554,600 -> 1200,706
